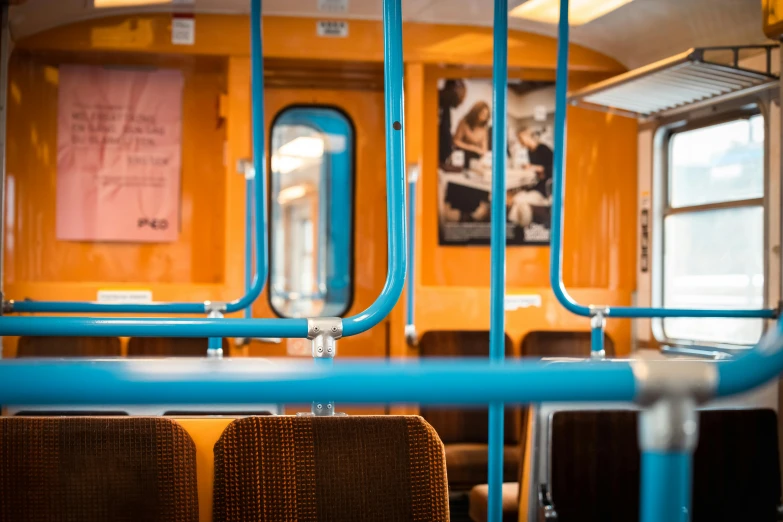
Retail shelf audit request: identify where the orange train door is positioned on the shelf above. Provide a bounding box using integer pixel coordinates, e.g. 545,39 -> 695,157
248,61 -> 389,414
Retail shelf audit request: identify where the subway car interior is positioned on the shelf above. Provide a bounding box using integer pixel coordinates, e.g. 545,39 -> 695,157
1,0 -> 783,521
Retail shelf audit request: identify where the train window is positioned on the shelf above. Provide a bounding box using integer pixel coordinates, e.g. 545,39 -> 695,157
269,107 -> 354,318
661,112 -> 765,345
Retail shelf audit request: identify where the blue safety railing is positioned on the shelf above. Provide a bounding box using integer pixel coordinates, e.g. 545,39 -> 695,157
2,0 -> 783,521
4,0 -> 270,316
548,5 -> 776,322
0,0 -> 406,339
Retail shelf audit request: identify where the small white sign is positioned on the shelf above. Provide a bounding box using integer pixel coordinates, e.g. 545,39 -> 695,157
97,290 -> 153,304
318,0 -> 348,12
317,20 -> 349,38
172,17 -> 195,45
504,294 -> 542,311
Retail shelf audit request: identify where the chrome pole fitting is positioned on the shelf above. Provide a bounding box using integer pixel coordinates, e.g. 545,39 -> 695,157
236,158 -> 256,180
404,324 -> 418,348
204,300 -> 228,314
308,317 -> 343,359
632,360 -> 717,451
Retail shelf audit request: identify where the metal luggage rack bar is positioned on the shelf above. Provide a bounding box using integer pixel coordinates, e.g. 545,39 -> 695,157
568,44 -> 779,119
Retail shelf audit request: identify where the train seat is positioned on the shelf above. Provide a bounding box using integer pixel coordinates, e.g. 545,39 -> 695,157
467,482 -> 520,522
543,408 -> 780,521
0,417 -> 199,521
128,337 -> 231,356
419,332 -> 521,493
468,407 -> 782,522
212,415 -> 450,521
16,335 -> 122,357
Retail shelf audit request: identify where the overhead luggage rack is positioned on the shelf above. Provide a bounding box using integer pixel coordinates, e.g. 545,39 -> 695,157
569,45 -> 779,119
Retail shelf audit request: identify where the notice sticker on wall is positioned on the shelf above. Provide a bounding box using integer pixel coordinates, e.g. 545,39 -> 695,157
97,290 -> 153,304
172,15 -> 195,45
504,294 -> 542,311
318,0 -> 348,13
317,20 -> 349,38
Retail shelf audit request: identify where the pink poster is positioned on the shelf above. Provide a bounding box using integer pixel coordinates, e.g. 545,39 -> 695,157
56,65 -> 184,242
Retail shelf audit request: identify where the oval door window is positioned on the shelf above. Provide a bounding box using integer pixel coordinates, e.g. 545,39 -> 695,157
269,106 -> 354,318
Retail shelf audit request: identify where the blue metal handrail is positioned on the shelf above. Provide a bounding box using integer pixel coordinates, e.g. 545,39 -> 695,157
5,0 -> 270,316
0,0 -> 406,339
548,4 -> 776,321
0,325 -> 782,403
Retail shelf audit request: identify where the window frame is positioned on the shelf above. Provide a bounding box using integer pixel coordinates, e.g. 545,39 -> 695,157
652,101 -> 770,349
267,104 -> 357,319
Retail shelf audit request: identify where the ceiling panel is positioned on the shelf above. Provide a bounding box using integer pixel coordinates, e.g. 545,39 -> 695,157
9,0 -> 774,70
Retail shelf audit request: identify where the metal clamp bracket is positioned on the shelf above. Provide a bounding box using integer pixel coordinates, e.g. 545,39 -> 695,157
3,299 -> 13,314
308,317 -> 342,359
236,158 -> 256,180
632,359 -> 717,451
589,305 -> 610,321
404,324 -> 418,348
204,301 -> 228,313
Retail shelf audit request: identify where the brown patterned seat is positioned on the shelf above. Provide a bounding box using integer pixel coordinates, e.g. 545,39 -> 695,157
127,337 -> 230,356
212,415 -> 450,521
0,417 -> 199,522
16,336 -> 121,357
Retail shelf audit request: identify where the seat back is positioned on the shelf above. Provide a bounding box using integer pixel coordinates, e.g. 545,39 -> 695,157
546,408 -> 782,522
212,415 -> 450,521
16,336 -> 121,357
419,331 -> 519,444
127,337 -> 229,356
0,417 -> 199,522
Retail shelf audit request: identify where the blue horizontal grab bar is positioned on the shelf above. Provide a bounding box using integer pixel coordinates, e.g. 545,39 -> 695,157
0,0 -> 406,339
548,3 -> 776,321
0,359 -> 638,405
1,324 -> 783,404
8,0 -> 270,316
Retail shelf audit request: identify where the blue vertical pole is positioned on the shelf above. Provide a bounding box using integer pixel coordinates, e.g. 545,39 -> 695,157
406,173 -> 417,342
489,0 -> 508,520
245,176 -> 255,320
207,310 -> 224,358
312,357 -> 335,415
590,311 -> 606,358
640,452 -> 692,522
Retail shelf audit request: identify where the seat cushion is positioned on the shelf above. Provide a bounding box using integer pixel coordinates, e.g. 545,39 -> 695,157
0,417 -> 199,522
212,415 -> 450,521
468,482 -> 520,522
445,443 -> 520,491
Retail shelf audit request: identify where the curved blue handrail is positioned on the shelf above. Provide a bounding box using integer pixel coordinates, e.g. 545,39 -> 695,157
7,0 -> 270,316
548,6 -> 776,320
